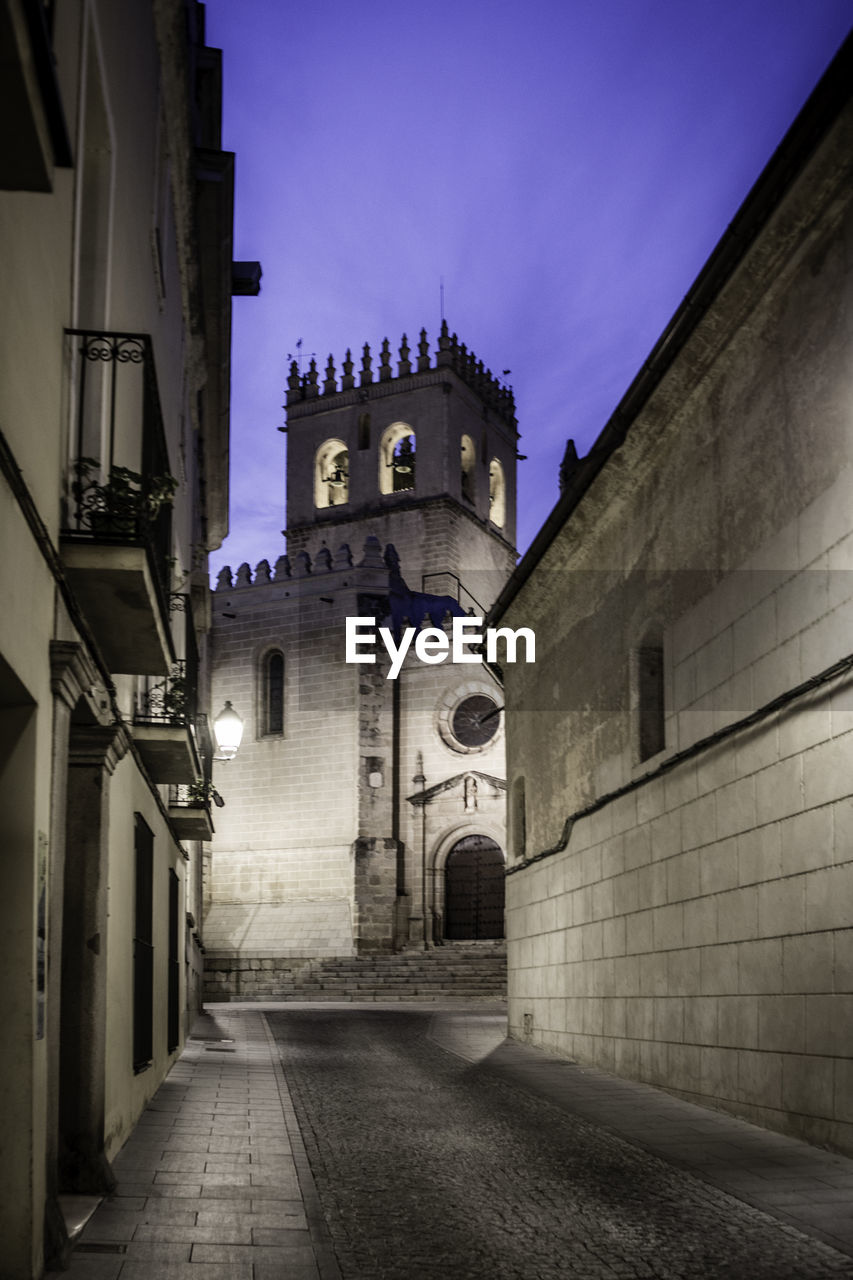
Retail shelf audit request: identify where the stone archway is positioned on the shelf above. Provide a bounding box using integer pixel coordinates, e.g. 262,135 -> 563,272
444,834 -> 505,940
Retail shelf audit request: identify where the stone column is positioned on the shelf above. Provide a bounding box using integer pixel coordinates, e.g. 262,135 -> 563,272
59,719 -> 127,1194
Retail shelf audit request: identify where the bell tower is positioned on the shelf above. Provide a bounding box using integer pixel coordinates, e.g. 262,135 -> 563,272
283,320 -> 518,609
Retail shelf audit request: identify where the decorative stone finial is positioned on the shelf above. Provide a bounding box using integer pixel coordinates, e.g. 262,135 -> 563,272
333,543 -> 353,569
235,562 -> 252,587
360,343 -> 373,387
216,566 -> 232,590
292,550 -> 312,577
273,554 -> 291,580
254,558 -> 271,584
559,439 -> 579,493
323,355 -> 337,395
305,357 -> 319,399
417,328 -> 430,372
398,334 -> 411,377
379,338 -> 392,381
287,360 -> 300,392
359,535 -> 385,569
342,348 -> 355,390
315,546 -> 332,572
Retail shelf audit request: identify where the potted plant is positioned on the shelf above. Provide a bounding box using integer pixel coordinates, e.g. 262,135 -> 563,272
72,457 -> 177,535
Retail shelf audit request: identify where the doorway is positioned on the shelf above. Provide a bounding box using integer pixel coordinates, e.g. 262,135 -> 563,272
444,835 -> 505,940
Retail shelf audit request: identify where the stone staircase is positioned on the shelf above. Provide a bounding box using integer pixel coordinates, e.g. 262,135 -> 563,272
207,942 -> 507,1003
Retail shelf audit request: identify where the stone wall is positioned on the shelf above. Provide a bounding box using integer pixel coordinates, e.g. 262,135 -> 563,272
499,65 -> 853,1151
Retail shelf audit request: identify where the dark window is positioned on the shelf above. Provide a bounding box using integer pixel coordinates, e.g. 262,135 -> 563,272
263,651 -> 284,735
358,412 -> 370,449
638,644 -> 665,761
167,869 -> 180,1052
133,815 -> 154,1072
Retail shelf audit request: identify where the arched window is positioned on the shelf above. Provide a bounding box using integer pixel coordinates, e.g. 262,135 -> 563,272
460,434 -> 475,503
379,422 -> 415,494
314,439 -> 349,509
262,650 -> 284,736
489,458 -> 506,528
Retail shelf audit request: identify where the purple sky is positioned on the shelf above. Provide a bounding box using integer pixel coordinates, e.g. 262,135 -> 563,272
203,1 -> 851,582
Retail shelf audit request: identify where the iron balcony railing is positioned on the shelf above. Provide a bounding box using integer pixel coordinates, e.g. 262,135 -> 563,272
62,329 -> 175,613
133,659 -> 196,726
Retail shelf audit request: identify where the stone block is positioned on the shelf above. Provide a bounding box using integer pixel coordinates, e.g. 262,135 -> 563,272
699,944 -> 739,996
712,988 -> 758,1049
781,1053 -> 834,1118
680,794 -> 716,853
700,1045 -> 739,1101
737,1048 -> 783,1108
683,994 -> 717,1045
803,735 -> 853,811
715,776 -> 756,840
737,823 -> 782,885
754,755 -> 804,827
652,903 -> 683,951
626,908 -> 653,955
757,876 -> 805,937
781,931 -> 833,994
805,994 -> 853,1057
737,937 -> 783,994
653,996 -> 684,1043
805,864 -> 853,932
683,896 -> 717,948
716,886 -> 758,943
665,946 -> 701,996
758,994 -> 805,1053
625,996 -> 654,1040
668,1043 -> 702,1093
700,836 -> 739,895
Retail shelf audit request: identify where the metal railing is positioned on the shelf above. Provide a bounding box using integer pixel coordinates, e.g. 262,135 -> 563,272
62,329 -> 174,610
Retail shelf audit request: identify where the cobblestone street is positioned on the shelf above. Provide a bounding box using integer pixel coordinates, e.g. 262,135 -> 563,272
269,1007 -> 853,1280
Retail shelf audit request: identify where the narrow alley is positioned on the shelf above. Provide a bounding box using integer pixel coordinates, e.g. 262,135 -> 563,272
63,1004 -> 853,1279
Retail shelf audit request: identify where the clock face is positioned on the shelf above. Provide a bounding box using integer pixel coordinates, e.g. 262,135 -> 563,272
451,695 -> 499,748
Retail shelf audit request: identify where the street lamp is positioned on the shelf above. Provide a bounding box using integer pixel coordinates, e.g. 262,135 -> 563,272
213,700 -> 244,761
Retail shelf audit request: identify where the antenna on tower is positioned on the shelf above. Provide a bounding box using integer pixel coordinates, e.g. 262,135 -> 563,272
439,276 -> 445,321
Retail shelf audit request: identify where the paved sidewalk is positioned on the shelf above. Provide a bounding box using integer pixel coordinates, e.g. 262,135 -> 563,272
62,1003 -> 853,1276
63,1007 -> 340,1279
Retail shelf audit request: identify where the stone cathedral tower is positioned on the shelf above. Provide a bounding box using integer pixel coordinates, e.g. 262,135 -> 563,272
203,323 -> 519,999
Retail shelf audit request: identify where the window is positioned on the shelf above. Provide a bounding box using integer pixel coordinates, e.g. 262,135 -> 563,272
314,439 -> 349,508
460,434 -> 475,502
133,815 -> 154,1072
379,422 -> 416,494
489,458 -> 506,528
262,650 -> 284,736
637,640 -> 665,761
358,413 -> 371,450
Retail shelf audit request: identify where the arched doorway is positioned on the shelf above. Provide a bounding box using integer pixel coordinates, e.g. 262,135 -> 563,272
444,835 -> 505,940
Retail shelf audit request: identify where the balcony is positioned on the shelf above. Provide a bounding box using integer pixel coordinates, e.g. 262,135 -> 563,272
168,784 -> 214,841
131,661 -> 200,784
59,331 -> 176,676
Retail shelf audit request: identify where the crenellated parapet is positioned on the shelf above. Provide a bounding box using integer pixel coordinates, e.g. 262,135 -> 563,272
215,535 -> 389,591
285,320 -> 516,428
